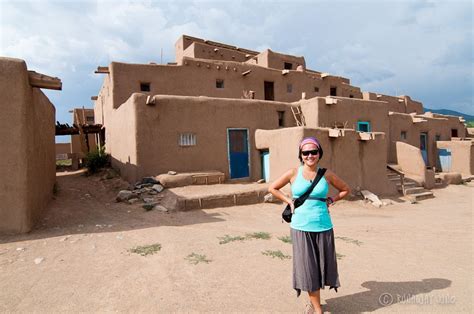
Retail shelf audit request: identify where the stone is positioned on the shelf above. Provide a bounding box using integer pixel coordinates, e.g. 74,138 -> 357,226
143,197 -> 156,203
257,179 -> 265,184
361,190 -> 383,208
127,198 -> 141,205
34,257 -> 44,265
141,177 -> 159,184
153,205 -> 169,212
116,190 -> 135,202
152,184 -> 164,193
168,171 -> 177,175
263,193 -> 280,203
143,203 -> 158,211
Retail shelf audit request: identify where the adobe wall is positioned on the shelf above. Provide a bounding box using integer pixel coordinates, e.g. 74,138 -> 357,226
437,140 -> 474,175
255,127 -> 396,196
300,97 -> 389,132
111,94 -> 296,183
182,42 -> 251,63
107,94 -> 139,183
0,57 -> 55,234
388,112 -> 466,167
396,141 -> 435,188
55,143 -> 71,155
105,59 -> 365,110
255,49 -> 306,70
175,35 -> 258,65
363,92 -> 423,114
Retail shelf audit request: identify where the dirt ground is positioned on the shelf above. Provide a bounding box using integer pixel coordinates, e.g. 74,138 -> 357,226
0,170 -> 472,313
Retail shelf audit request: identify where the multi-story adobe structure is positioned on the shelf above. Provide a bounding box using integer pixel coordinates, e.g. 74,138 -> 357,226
93,35 -> 472,195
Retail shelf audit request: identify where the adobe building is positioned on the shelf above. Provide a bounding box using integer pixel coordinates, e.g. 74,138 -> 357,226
0,57 -> 60,234
93,35 -> 472,195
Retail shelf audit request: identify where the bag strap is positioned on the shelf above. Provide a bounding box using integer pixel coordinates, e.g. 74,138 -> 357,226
295,168 -> 326,205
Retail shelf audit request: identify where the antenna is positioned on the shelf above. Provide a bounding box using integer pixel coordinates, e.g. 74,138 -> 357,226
160,48 -> 163,64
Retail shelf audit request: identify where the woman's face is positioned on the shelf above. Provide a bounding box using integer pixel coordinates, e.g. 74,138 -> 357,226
301,143 -> 319,167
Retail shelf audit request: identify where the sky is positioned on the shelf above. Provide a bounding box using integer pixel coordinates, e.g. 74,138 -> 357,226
0,0 -> 472,143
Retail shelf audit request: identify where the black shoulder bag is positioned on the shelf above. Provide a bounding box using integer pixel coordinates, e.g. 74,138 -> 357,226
282,168 -> 327,223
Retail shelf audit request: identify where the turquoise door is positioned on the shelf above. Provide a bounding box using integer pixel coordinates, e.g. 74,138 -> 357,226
227,129 -> 250,179
420,133 -> 428,165
261,151 -> 270,182
438,149 -> 452,172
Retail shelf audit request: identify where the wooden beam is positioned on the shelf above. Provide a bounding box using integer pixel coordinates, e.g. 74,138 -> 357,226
95,66 -> 109,74
28,71 -> 62,90
241,70 -> 251,76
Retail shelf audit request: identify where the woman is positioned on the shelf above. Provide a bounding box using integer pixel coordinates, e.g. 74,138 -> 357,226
268,137 -> 350,314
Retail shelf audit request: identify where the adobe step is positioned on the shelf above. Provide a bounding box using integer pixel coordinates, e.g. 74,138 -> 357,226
396,181 -> 417,188
405,191 -> 435,202
403,187 -> 428,195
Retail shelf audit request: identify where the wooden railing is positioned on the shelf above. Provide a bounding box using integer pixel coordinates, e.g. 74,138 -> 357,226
387,165 -> 405,195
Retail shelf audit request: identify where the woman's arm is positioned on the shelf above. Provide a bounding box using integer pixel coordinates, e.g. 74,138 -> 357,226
325,169 -> 351,206
268,168 -> 296,210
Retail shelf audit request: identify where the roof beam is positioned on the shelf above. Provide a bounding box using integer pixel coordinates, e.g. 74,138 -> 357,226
95,66 -> 109,74
28,71 -> 62,90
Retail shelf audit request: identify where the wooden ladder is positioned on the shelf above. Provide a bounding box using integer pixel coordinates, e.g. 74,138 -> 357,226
291,105 -> 306,126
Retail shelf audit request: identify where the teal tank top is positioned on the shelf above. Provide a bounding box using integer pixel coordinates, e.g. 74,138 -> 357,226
290,166 -> 333,232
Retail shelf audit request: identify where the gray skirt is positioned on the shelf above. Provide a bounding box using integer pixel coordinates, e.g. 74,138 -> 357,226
291,228 -> 340,296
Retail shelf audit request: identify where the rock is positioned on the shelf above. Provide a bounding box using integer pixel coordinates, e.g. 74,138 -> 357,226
360,190 -> 383,208
257,179 -> 265,184
16,247 -> 25,251
263,193 -> 280,203
167,171 -> 177,175
127,198 -> 141,205
153,205 -> 169,212
143,197 -> 156,203
116,190 -> 135,202
143,203 -> 158,211
152,184 -> 164,193
34,257 -> 44,265
141,177 -> 159,184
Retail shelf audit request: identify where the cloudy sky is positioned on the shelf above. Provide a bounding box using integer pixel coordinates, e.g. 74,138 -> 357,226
1,0 -> 472,141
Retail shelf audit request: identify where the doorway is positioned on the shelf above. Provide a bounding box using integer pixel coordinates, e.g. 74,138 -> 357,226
420,132 -> 428,165
264,81 -> 274,101
227,129 -> 250,179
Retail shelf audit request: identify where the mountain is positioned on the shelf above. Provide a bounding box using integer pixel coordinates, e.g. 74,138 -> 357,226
424,108 -> 474,121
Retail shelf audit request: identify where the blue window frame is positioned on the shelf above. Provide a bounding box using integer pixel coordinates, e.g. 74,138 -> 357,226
357,121 -> 371,132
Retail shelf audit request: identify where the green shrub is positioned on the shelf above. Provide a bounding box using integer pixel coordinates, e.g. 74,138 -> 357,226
84,146 -> 109,173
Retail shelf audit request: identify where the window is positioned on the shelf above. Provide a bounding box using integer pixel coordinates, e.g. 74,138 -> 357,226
284,62 -> 293,70
349,94 -> 354,98
330,86 -> 337,96
179,133 -> 196,146
287,83 -> 293,93
451,129 -> 458,137
277,111 -> 285,127
140,82 -> 151,92
357,121 -> 371,133
314,86 -> 319,93
401,131 -> 407,140
86,116 -> 94,123
216,79 -> 224,89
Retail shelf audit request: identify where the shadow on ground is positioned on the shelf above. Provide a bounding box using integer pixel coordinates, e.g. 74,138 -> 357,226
0,170 -> 226,244
323,278 -> 452,313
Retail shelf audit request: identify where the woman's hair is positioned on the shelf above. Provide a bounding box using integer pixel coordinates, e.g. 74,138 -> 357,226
298,137 -> 323,163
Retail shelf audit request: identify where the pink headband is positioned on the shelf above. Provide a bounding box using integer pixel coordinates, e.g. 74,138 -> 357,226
299,137 -> 320,149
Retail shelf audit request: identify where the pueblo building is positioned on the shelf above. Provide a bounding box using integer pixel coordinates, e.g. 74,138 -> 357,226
93,35 -> 472,196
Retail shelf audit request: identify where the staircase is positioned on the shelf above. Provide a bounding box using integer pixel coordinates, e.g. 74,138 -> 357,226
386,164 -> 434,202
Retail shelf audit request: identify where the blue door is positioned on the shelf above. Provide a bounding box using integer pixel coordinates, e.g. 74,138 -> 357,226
228,129 -> 249,179
420,133 -> 428,165
438,149 -> 452,172
261,151 -> 270,182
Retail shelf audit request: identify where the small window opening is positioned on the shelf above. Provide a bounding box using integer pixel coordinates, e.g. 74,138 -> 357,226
451,129 -> 458,137
216,79 -> 224,89
357,121 -> 371,133
401,131 -> 407,140
330,86 -> 337,96
287,83 -> 293,93
349,94 -> 354,98
314,86 -> 319,93
435,134 -> 441,141
86,116 -> 94,123
284,62 -> 293,70
140,82 -> 151,92
179,133 -> 196,146
277,111 -> 285,127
